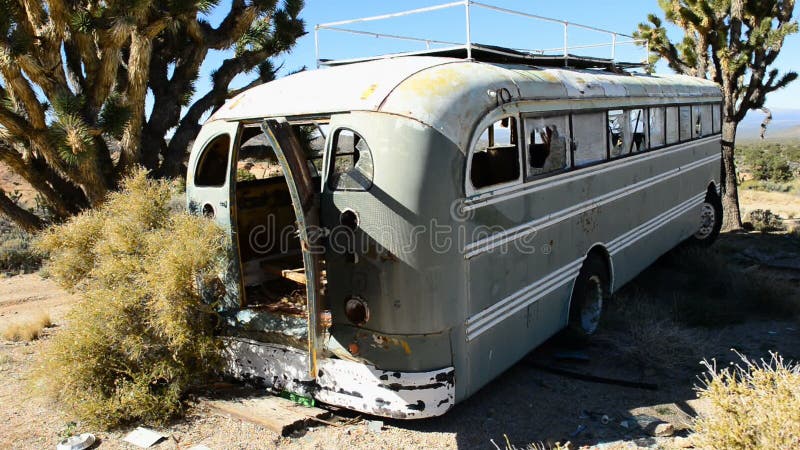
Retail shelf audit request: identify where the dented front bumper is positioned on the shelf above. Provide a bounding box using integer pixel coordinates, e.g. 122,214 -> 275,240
224,337 -> 456,419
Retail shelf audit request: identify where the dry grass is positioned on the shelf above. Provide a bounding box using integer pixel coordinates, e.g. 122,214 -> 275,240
33,168 -> 227,429
692,351 -> 800,449
1,311 -> 52,342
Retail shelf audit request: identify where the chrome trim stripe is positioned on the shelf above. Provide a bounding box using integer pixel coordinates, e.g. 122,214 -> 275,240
463,152 -> 720,259
463,135 -> 720,211
465,191 -> 707,341
608,192 -> 705,254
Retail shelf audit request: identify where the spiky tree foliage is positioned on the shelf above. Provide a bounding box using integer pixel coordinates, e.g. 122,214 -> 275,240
0,0 -> 305,232
635,0 -> 797,230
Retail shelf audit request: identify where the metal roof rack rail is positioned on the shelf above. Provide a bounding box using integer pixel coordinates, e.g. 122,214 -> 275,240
314,1 -> 649,70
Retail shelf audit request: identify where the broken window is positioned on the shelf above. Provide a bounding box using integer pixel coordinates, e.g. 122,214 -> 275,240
328,128 -> 373,191
572,112 -> 606,166
649,107 -> 666,148
470,117 -> 521,189
679,106 -> 692,141
194,134 -> 231,187
236,125 -> 280,182
607,110 -> 625,157
698,104 -> 713,138
525,115 -> 569,178
666,107 -> 679,144
629,109 -> 647,153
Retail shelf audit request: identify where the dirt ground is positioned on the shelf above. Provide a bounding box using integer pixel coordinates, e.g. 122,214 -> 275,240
2,230 -> 799,450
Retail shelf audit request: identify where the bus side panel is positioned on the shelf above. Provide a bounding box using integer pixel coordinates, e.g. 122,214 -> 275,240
462,136 -> 720,398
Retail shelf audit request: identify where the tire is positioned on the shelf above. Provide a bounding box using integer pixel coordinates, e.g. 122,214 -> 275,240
566,256 -> 610,341
689,188 -> 723,246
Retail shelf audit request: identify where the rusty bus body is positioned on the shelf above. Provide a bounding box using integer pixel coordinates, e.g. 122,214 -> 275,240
186,45 -> 722,418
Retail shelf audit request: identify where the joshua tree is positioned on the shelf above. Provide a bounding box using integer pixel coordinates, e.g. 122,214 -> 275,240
0,0 -> 304,231
635,0 -> 797,230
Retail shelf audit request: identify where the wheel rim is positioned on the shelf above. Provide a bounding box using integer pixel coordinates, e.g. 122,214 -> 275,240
580,275 -> 603,334
694,202 -> 716,240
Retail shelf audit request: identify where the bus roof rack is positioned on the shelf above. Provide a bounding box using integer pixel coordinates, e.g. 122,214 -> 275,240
315,1 -> 649,70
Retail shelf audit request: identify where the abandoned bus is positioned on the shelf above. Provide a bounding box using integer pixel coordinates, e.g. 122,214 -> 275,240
185,6 -> 723,419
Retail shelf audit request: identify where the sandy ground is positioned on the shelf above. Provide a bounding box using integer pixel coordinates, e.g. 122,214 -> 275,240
740,187 -> 800,223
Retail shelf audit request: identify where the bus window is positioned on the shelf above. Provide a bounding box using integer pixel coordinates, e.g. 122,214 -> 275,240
236,125 -> 280,182
699,104 -> 713,137
649,107 -> 666,148
525,115 -> 569,178
329,128 -> 374,191
712,103 -> 722,133
470,117 -> 520,189
692,105 -> 703,138
194,134 -> 231,187
629,109 -> 646,153
572,112 -> 606,166
679,106 -> 692,141
607,110 -> 625,157
666,107 -> 679,144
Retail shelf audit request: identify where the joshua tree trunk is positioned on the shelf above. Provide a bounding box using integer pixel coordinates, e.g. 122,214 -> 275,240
720,120 -> 743,231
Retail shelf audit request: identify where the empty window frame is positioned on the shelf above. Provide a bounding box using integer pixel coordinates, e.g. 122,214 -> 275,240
470,117 -> 521,189
697,104 -> 713,138
628,108 -> 647,153
679,106 -> 692,141
666,107 -> 680,144
607,109 -> 625,158
524,115 -> 569,178
236,125 -> 280,182
194,134 -> 231,187
712,103 -> 722,133
649,107 -> 666,148
328,128 -> 374,191
572,112 -> 607,167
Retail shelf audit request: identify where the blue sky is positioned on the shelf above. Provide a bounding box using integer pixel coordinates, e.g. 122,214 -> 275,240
189,0 -> 800,117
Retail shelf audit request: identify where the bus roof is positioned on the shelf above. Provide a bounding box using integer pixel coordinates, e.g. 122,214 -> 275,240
209,56 -> 721,151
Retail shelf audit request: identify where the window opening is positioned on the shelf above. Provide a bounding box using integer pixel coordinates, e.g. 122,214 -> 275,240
328,128 -> 374,191
525,115 -> 569,178
194,134 -> 231,187
573,112 -> 607,166
470,117 -> 521,189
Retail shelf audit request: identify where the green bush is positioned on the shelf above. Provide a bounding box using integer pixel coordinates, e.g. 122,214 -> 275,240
747,209 -> 786,233
739,143 -> 796,182
35,169 -> 226,429
0,218 -> 42,273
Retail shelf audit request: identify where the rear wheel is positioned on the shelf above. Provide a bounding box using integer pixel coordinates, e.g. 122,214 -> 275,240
690,188 -> 723,246
566,256 -> 609,340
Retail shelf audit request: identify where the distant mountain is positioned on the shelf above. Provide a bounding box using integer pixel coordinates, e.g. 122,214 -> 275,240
738,108 -> 800,141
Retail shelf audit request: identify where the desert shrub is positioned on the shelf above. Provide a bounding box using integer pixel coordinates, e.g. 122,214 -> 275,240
1,311 -> 52,341
35,169 -> 226,429
747,209 -> 786,233
0,218 -> 42,273
740,144 -> 795,182
693,352 -> 800,449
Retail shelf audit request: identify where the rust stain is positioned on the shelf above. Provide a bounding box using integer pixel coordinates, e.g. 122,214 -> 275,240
398,66 -> 468,97
360,83 -> 379,100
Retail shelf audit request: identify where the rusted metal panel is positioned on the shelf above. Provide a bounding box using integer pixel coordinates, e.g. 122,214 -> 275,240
224,338 -> 456,419
209,57 -> 456,122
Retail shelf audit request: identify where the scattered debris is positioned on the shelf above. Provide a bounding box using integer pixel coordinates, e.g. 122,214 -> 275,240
553,350 -> 590,362
367,420 -> 384,433
600,414 -> 612,425
526,361 -> 659,390
569,424 -> 586,437
653,422 -> 675,437
203,395 -> 331,436
56,433 -> 95,450
122,427 -> 167,448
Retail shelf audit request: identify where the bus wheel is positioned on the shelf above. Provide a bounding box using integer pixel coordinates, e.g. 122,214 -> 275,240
691,189 -> 723,245
567,256 -> 609,340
